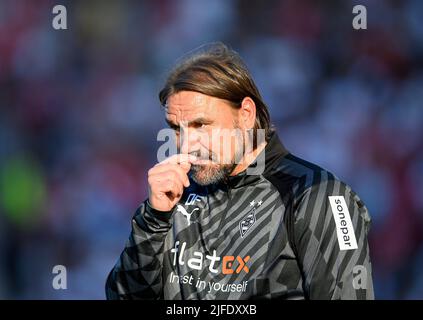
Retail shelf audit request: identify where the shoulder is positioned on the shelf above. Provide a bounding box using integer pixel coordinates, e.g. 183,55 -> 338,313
263,153 -> 368,215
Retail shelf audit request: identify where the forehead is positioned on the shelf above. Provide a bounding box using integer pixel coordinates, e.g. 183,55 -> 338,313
165,91 -> 217,122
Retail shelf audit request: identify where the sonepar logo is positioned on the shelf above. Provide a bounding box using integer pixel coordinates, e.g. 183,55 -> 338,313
170,241 -> 250,275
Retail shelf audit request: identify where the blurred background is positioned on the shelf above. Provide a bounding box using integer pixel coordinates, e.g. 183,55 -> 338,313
0,0 -> 422,299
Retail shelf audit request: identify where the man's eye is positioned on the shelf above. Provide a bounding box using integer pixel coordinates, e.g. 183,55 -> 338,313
192,123 -> 207,129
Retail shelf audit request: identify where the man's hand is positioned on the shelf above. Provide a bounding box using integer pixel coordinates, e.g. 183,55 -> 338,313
148,154 -> 197,212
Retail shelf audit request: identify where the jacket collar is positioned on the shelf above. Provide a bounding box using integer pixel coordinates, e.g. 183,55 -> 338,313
224,130 -> 290,189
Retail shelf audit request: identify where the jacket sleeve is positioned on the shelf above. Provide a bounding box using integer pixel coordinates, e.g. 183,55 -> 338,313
105,200 -> 174,300
291,175 -> 374,300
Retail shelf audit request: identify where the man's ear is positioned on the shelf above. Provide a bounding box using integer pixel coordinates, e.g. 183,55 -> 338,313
239,97 -> 256,130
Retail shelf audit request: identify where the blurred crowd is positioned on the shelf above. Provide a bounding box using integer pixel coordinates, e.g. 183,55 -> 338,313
0,0 -> 422,299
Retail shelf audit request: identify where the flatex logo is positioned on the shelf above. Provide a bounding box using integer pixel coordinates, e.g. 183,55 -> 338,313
170,241 -> 250,275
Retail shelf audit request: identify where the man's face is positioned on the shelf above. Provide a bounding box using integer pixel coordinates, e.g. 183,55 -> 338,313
165,91 -> 245,186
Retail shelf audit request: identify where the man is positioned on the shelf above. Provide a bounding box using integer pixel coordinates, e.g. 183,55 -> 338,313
105,43 -> 374,300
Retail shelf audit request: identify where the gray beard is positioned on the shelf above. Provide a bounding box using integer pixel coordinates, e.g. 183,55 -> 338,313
189,140 -> 245,186
188,123 -> 246,186
189,162 -> 236,186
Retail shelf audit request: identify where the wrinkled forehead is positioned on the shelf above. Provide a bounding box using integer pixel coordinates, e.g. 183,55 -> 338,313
165,91 -> 214,123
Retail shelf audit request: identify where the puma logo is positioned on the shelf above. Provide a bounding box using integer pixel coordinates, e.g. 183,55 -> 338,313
176,205 -> 199,226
